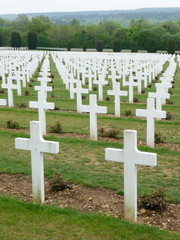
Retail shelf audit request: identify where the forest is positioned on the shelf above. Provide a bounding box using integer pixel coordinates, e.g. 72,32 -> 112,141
0,13 -> 180,51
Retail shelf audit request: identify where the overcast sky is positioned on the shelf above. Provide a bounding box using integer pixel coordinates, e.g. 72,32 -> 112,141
0,0 -> 180,14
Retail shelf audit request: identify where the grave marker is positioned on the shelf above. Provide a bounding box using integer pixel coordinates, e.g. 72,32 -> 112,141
15,121 -> 59,204
105,130 -> 157,222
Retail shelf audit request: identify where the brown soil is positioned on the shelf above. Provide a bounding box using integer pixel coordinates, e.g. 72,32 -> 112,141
0,173 -> 179,234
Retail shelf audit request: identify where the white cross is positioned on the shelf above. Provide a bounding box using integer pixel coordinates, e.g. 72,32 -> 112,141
1,76 -> 18,107
105,130 -> 157,222
80,94 -> 107,140
15,121 -> 59,204
34,76 -> 52,98
29,91 -> 54,135
93,74 -> 108,101
70,81 -> 88,112
124,74 -> 138,103
148,84 -> 170,111
136,98 -> 166,148
107,82 -> 127,117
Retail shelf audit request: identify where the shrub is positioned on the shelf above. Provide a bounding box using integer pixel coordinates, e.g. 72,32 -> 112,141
112,39 -> 121,52
82,95 -> 86,100
166,99 -> 173,105
0,89 -> 5,94
131,41 -> 138,52
92,85 -> 98,91
168,89 -> 173,95
155,132 -> 165,144
98,125 -> 120,139
6,120 -> 19,129
147,38 -> 157,53
147,83 -> 152,88
50,73 -> 55,79
28,83 -> 33,87
51,93 -> 55,98
49,174 -> 72,192
138,187 -> 167,211
50,121 -> 63,133
165,112 -> 173,120
17,103 -> 27,108
105,96 -> 110,101
133,97 -> 139,103
124,110 -> 132,116
67,42 -> 71,51
82,42 -> 87,52
95,40 -> 104,52
54,106 -> 60,111
167,39 -> 176,54
24,90 -> 30,96
141,89 -> 145,94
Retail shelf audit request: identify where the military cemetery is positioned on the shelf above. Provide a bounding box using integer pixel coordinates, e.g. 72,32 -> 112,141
0,4 -> 180,239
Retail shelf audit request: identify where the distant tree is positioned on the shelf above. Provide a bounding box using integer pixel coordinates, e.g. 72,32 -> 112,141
112,39 -> 121,52
11,32 -> 21,48
67,41 -> 71,51
95,40 -> 104,52
82,42 -> 87,51
166,38 -> 176,54
131,41 -> 138,52
147,38 -> 157,53
27,31 -> 38,49
0,34 -> 2,47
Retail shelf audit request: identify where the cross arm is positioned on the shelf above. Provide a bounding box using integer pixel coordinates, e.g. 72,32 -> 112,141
136,150 -> 157,167
15,138 -> 31,151
105,148 -> 124,163
39,139 -> 59,154
29,101 -> 38,108
136,109 -> 147,118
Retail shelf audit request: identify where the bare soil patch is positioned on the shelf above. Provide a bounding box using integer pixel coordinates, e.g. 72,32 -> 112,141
0,173 -> 179,234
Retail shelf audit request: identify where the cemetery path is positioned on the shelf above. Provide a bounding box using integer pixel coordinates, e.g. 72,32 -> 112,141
0,173 -> 179,234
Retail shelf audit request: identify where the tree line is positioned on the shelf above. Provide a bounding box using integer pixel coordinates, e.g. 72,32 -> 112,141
0,15 -> 179,53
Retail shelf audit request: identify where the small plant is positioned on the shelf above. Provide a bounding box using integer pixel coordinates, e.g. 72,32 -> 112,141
147,83 -> 152,88
165,112 -> 173,120
0,76 -> 2,80
168,89 -> 173,95
17,103 -> 27,108
98,125 -> 121,139
124,109 -> 132,116
0,89 -> 5,94
92,85 -> 98,91
155,132 -> 165,144
30,78 -> 35,82
51,93 -> 55,98
138,187 -> 167,211
52,85 -> 54,89
166,99 -> 173,105
49,173 -> 72,192
24,90 -> 30,96
50,73 -> 55,79
28,83 -> 33,87
105,96 -> 110,101
141,89 -> 145,94
50,121 -> 63,133
54,106 -> 60,111
82,95 -> 86,100
6,120 -> 19,129
133,97 -> 139,103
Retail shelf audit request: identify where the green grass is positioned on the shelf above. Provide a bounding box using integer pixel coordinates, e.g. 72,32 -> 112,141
0,196 -> 179,240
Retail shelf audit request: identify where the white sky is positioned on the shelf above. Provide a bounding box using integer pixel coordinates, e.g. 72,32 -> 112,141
0,0 -> 180,14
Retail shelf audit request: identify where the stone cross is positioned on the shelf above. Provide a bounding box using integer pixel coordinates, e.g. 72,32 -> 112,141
124,74 -> 138,103
1,76 -> 18,107
80,94 -> 107,140
136,98 -> 166,148
107,82 -> 127,117
0,98 -> 6,106
29,91 -> 54,135
148,84 -> 170,111
70,81 -> 89,112
105,130 -> 157,222
93,74 -> 108,101
15,121 -> 59,204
